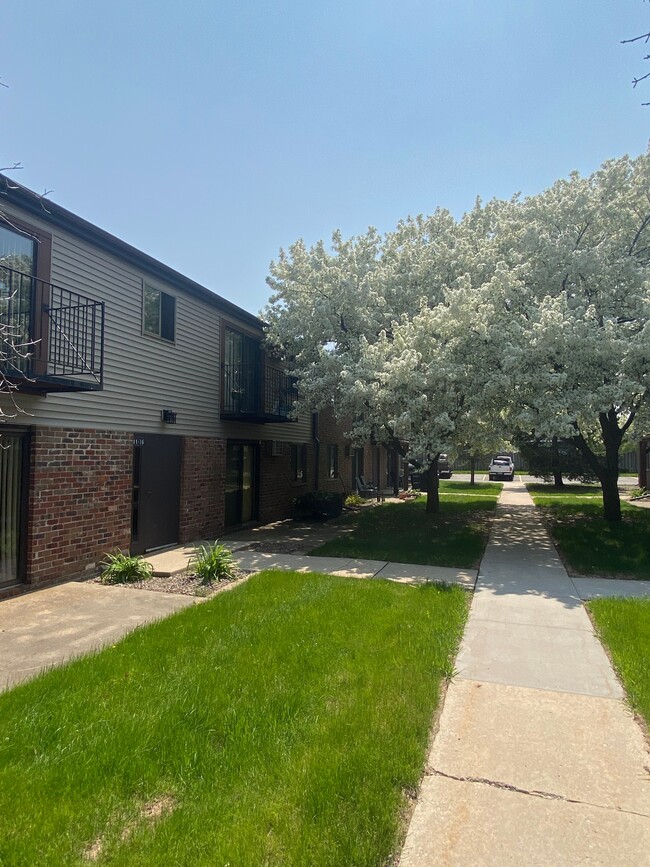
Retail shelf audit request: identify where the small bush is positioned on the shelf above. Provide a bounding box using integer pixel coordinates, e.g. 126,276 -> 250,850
99,551 -> 153,584
630,487 -> 648,500
293,491 -> 344,520
344,493 -> 365,507
190,540 -> 235,583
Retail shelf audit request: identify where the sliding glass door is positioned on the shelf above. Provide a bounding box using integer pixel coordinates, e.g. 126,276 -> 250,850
0,432 -> 27,586
225,442 -> 259,527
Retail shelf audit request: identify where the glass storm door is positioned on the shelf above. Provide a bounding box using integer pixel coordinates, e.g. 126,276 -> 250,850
225,443 -> 259,527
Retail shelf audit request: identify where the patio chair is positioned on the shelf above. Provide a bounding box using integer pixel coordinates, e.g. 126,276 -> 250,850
356,476 -> 379,498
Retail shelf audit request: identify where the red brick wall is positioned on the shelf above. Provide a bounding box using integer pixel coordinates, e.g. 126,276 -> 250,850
315,408 -> 391,495
26,427 -> 132,585
179,437 -> 226,542
259,440 -> 310,523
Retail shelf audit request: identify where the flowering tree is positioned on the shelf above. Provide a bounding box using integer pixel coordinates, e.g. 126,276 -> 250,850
481,151 -> 650,521
264,212 -> 503,512
265,151 -> 650,522
338,296 -> 508,511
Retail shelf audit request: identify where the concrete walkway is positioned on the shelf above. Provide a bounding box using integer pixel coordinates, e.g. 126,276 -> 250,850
145,538 -> 478,588
400,483 -> 650,866
0,582 -> 197,692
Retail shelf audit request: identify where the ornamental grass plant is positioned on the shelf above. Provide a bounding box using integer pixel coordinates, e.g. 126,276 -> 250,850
99,552 -> 153,584
189,540 -> 235,583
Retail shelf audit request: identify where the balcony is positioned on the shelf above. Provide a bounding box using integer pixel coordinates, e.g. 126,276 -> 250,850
221,362 -> 297,423
0,264 -> 105,392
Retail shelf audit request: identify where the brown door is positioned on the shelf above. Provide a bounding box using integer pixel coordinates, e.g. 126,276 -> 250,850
131,434 -> 181,554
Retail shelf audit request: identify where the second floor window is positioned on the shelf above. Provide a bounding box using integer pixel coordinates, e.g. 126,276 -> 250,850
0,224 -> 36,276
144,283 -> 175,341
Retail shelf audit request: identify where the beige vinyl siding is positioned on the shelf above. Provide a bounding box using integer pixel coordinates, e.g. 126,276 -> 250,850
0,205 -> 311,443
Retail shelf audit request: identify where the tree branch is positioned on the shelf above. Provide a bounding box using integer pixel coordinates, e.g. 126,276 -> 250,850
621,32 -> 650,45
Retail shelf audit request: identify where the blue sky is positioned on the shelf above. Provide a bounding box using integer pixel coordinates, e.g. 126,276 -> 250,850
3,1 -> 649,314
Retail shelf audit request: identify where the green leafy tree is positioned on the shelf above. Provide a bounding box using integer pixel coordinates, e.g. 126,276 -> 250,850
515,433 -> 597,486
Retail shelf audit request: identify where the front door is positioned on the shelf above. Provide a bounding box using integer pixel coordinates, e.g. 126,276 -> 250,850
225,442 -> 259,527
131,434 -> 181,554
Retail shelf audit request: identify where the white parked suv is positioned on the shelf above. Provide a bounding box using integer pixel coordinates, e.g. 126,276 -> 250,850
488,455 -> 515,481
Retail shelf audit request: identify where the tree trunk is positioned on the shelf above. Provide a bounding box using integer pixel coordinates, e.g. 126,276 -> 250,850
571,411 -> 623,522
425,456 -> 440,514
599,412 -> 623,522
551,435 -> 564,488
600,469 -> 621,522
469,457 -> 476,486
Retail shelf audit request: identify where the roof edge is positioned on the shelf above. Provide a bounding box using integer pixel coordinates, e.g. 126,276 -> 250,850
0,174 -> 263,330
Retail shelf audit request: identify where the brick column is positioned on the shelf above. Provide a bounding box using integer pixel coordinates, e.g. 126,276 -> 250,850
26,427 -> 132,585
179,436 -> 226,542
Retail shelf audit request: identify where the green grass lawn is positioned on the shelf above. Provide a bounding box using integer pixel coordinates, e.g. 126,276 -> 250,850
527,484 -> 650,579
0,570 -> 468,866
589,598 -> 650,725
312,482 -> 502,568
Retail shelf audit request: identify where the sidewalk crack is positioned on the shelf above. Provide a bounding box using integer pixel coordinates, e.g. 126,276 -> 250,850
425,767 -> 650,819
372,562 -> 389,579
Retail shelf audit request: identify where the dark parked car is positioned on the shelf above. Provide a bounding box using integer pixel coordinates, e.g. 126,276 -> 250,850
410,454 -> 452,489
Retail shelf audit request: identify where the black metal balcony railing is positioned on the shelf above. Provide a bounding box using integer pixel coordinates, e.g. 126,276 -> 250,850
222,362 -> 297,422
0,264 -> 105,391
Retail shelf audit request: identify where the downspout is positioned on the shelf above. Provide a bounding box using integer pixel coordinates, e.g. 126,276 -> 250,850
312,412 -> 320,491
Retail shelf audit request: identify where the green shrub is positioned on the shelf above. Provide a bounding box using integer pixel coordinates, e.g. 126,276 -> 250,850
293,490 -> 344,520
190,540 -> 235,583
630,487 -> 648,500
345,493 -> 365,507
99,551 -> 153,584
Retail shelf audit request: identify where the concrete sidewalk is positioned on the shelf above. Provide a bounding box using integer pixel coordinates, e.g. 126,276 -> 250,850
144,539 -> 478,588
400,483 -> 650,866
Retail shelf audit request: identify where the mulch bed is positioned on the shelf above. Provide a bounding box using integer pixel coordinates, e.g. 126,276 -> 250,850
90,568 -> 251,598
